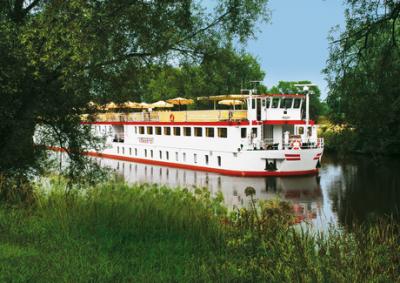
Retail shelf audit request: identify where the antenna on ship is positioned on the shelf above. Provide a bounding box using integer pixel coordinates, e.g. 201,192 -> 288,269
294,83 -> 316,126
250,80 -> 262,94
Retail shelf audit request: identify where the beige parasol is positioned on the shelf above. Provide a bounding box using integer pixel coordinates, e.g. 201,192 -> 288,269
218,99 -> 244,110
122,101 -> 141,109
104,102 -> 119,110
150,100 -> 174,108
167,97 -> 194,110
138,102 -> 151,109
197,94 -> 247,109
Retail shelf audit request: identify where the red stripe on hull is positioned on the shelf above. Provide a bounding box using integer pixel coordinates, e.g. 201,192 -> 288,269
48,147 -> 318,177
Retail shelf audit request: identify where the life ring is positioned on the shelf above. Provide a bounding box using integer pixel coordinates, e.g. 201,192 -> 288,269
169,114 -> 175,122
290,139 -> 301,150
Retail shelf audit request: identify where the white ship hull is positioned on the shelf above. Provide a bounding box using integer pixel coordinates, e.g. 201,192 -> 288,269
84,121 -> 323,177
45,92 -> 325,177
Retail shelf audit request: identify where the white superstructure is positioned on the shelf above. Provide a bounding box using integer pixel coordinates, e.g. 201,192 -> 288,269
82,90 -> 324,177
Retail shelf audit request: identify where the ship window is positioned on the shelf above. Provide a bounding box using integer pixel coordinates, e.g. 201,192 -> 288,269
155,126 -> 162,135
194,153 -> 197,164
139,126 -> 145,134
159,150 -> 162,159
308,126 -> 312,137
293,98 -> 301,109
218,128 -> 228,138
272,98 -> 279,108
147,126 -> 153,135
252,127 -> 258,137
183,127 -> 191,136
173,127 -> 181,136
135,148 -> 137,156
262,99 -> 266,107
122,147 -> 125,154
205,155 -> 209,165
298,127 -> 304,135
266,98 -> 271,108
134,126 -> 137,134
183,152 -> 186,162
252,98 -> 256,109
206,127 -> 214,137
175,152 -> 178,161
144,149 -> 147,157
150,150 -> 153,158
129,148 -> 132,155
164,127 -> 171,135
194,127 -> 202,137
241,128 -> 247,138
117,146 -> 119,154
280,98 -> 293,109
217,156 -> 221,167
166,151 -> 169,160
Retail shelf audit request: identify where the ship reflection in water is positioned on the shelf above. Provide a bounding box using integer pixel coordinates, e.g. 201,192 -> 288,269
95,157 -> 327,228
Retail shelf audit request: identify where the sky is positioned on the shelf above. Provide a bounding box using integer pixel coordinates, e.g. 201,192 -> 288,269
243,0 -> 346,98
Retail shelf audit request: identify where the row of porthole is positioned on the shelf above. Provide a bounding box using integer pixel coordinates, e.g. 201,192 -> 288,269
116,146 -> 222,167
134,126 -> 228,138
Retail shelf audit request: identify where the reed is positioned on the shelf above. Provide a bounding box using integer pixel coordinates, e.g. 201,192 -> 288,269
0,179 -> 398,282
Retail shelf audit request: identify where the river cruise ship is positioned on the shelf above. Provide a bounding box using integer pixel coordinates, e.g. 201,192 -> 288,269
82,91 -> 324,177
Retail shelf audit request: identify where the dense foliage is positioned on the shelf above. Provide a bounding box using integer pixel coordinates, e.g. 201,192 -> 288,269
0,181 -> 398,282
325,0 -> 400,154
0,1 -> 269,183
141,46 -> 266,103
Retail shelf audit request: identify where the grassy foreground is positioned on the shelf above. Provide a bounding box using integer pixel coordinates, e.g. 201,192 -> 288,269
0,180 -> 399,282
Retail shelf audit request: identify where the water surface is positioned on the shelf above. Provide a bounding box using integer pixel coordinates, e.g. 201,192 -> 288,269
94,154 -> 400,229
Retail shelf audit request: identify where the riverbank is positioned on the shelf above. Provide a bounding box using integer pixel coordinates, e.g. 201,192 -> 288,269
0,180 -> 399,282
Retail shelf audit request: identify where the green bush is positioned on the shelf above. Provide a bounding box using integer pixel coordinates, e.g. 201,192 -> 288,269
0,180 -> 398,282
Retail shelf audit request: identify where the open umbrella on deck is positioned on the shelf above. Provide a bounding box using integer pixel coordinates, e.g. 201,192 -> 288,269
197,94 -> 247,109
122,101 -> 141,109
150,100 -> 174,109
218,99 -> 244,110
104,102 -> 119,110
167,97 -> 194,110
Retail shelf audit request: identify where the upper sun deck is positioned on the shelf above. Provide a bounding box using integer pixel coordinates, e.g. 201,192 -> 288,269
88,109 -> 248,123
84,93 -> 306,124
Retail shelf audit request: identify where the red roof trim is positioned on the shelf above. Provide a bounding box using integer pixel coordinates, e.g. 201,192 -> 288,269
82,121 -> 247,126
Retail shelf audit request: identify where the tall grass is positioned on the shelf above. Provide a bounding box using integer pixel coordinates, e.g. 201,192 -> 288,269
0,179 -> 398,282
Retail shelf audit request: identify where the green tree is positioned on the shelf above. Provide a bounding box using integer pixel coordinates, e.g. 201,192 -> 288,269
0,1 -> 270,196
142,46 -> 266,104
268,81 -> 324,120
324,0 -> 400,154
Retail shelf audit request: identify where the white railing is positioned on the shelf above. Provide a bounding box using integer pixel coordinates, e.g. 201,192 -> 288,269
92,110 -> 247,123
261,137 -> 324,150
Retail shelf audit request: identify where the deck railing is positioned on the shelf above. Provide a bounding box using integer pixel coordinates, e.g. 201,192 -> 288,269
262,137 -> 324,150
89,110 -> 247,123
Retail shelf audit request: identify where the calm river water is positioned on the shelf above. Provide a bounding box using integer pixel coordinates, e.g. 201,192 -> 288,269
94,154 -> 400,229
